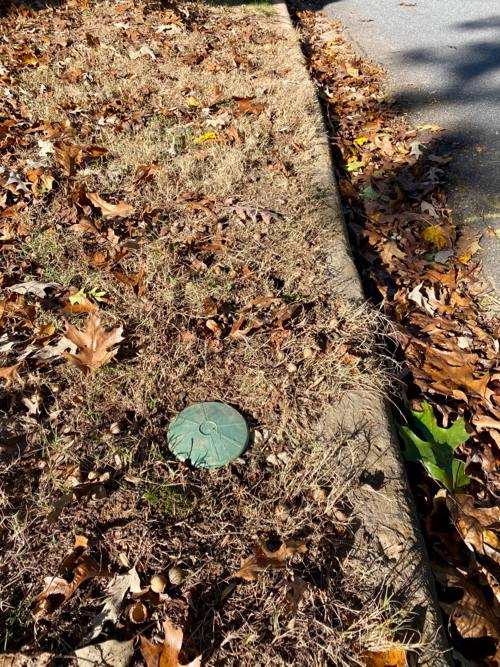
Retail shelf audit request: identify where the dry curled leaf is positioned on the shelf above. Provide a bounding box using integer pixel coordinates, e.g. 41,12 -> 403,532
361,649 -> 407,667
32,536 -> 111,618
62,313 -> 124,376
81,567 -> 141,645
235,539 -> 307,581
433,564 -> 500,642
282,575 -> 309,629
234,97 -> 264,116
447,494 -> 500,562
87,192 -> 134,218
140,619 -> 201,667
0,362 -> 21,387
113,265 -> 145,295
53,142 -> 84,177
74,638 -> 134,667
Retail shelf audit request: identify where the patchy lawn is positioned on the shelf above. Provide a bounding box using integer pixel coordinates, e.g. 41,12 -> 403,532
0,0 -> 410,665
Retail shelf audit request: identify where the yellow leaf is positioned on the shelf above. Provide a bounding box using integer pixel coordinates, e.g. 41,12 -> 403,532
38,323 -> 55,337
193,132 -> 217,145
355,137 -> 368,146
458,253 -> 471,264
186,97 -> 202,108
422,225 -> 448,251
362,648 -> 406,667
483,530 -> 500,550
416,124 -> 445,132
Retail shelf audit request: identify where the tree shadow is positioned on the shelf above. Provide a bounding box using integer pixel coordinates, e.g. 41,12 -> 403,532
314,4 -> 500,288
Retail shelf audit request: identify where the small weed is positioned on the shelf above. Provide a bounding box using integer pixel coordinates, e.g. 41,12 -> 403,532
3,600 -> 32,651
143,483 -> 195,518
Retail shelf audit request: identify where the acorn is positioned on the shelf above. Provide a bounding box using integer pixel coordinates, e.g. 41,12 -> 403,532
303,347 -> 314,359
129,602 -> 147,624
91,484 -> 107,500
150,574 -> 168,593
286,363 -> 298,373
168,566 -> 184,586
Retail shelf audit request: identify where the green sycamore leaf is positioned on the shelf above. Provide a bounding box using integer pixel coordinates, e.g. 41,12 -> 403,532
360,186 -> 380,200
68,290 -> 86,305
346,161 -> 365,172
396,402 -> 470,492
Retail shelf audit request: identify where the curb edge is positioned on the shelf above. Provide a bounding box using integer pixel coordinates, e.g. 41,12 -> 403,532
270,2 -> 452,663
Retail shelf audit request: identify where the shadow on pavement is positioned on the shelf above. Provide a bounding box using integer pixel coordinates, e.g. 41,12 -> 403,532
313,1 -> 500,289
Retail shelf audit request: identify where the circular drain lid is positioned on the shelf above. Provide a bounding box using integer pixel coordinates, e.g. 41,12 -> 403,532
167,402 -> 249,468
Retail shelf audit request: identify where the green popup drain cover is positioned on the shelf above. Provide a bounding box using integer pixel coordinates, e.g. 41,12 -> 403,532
167,402 -> 249,468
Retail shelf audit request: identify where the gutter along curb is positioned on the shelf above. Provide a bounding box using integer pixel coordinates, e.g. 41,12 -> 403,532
270,1 -> 452,663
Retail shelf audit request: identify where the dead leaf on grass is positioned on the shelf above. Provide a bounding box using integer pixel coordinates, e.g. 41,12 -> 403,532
32,536 -> 111,618
74,638 -> 134,667
224,203 -> 283,224
282,576 -> 309,629
234,97 -> 264,116
361,649 -> 407,666
113,265 -> 145,295
87,192 -> 134,218
61,295 -> 99,315
134,164 -> 158,183
53,142 -> 84,177
62,312 -> 124,376
6,281 -> 60,298
81,567 -> 141,645
140,619 -> 201,667
0,363 -> 21,387
235,539 -> 307,581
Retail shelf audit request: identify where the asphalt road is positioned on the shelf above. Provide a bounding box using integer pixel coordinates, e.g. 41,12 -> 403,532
321,0 -> 500,292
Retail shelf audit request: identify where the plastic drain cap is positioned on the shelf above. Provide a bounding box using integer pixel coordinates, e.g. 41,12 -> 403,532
167,402 -> 249,468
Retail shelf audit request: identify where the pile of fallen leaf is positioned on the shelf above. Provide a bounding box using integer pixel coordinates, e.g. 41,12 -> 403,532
0,0 -> 406,664
292,6 -> 500,666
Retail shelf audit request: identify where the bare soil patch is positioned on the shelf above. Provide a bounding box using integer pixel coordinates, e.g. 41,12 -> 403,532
0,0 -> 409,664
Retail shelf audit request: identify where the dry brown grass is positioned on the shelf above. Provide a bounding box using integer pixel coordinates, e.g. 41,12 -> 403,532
0,0 -> 413,664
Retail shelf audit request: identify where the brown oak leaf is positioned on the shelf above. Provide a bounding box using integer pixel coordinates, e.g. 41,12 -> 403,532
447,494 -> 500,563
140,619 -> 201,667
62,313 -> 124,376
0,362 -> 21,387
32,536 -> 111,618
87,192 -> 134,218
236,539 -> 307,581
234,97 -> 264,116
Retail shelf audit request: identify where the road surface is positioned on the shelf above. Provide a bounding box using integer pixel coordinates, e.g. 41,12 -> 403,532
321,0 -> 500,292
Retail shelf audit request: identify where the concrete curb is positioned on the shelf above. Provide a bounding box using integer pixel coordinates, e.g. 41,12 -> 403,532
270,1 -> 452,664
